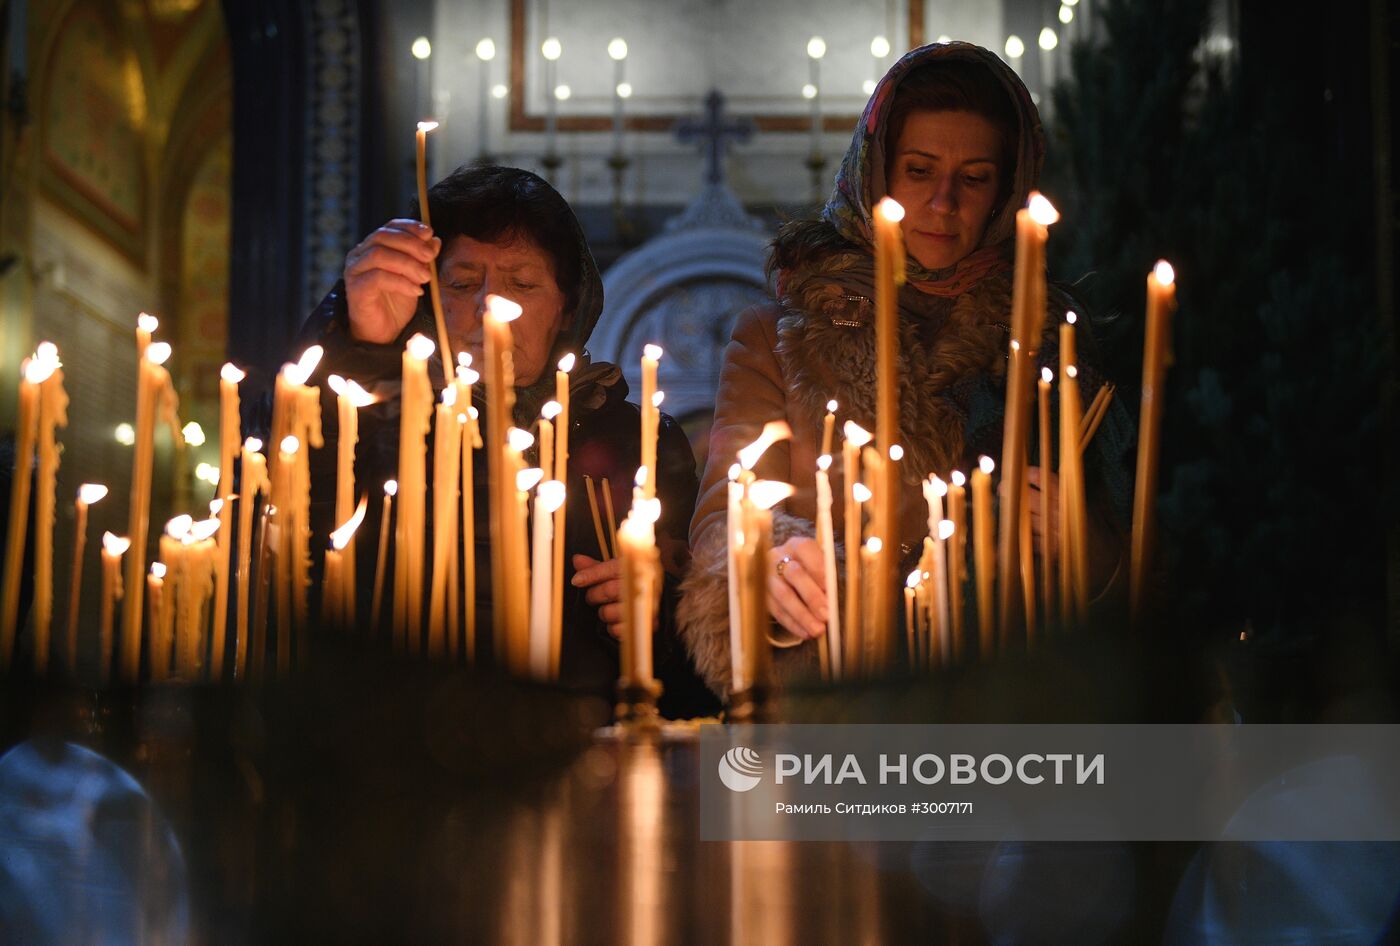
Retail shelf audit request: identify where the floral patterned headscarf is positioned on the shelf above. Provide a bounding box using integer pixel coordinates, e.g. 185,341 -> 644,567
822,41 -> 1045,297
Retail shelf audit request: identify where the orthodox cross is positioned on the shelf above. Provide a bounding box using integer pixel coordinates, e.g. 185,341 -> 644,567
675,90 -> 754,187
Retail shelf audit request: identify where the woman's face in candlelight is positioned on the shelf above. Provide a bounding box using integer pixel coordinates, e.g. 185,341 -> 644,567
886,110 -> 1004,271
439,234 -> 568,386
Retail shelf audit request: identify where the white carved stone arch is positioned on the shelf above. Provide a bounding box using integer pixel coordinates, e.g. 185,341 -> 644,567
593,223 -> 773,424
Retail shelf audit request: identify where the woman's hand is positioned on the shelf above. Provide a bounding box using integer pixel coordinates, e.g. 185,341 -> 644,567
572,554 -> 623,639
766,536 -> 830,641
343,219 -> 440,344
1021,466 -> 1123,593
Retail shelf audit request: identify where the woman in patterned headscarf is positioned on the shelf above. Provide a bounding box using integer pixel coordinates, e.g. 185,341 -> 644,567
678,42 -> 1133,696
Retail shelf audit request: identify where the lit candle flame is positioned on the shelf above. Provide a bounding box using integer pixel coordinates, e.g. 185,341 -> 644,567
876,196 -> 905,223
244,437 -> 264,453
103,533 -> 131,556
842,421 -> 873,448
150,561 -> 166,578
441,385 -> 457,407
889,444 -> 904,461
637,497 -> 662,524
634,466 -> 648,487
979,456 -> 996,475
651,391 -> 665,407
280,435 -> 300,456
221,362 -> 246,384
1041,367 -> 1053,383
330,495 -> 369,550
865,537 -> 883,554
23,354 -> 58,384
643,343 -> 664,362
938,520 -> 956,541
927,475 -> 948,497
538,480 -> 567,514
209,498 -> 224,515
190,517 -> 221,542
417,120 -> 439,133
137,313 -> 159,334
727,463 -> 741,482
406,333 -> 436,361
1027,192 -> 1060,226
1066,310 -> 1078,325
146,342 -> 173,366
507,427 -> 535,452
851,483 -> 872,503
182,422 -> 206,446
737,420 -> 793,471
817,454 -> 832,472
1153,259 -> 1175,286
1010,339 -> 1021,352
542,400 -> 562,420
558,352 -> 576,373
78,484 -> 109,505
384,479 -> 398,497
906,569 -> 922,589
516,468 -> 544,492
486,294 -> 523,322
1066,365 -> 1078,379
747,480 -> 795,510
165,515 -> 193,540
951,470 -> 967,487
458,366 -> 481,386
458,352 -> 473,368
826,399 -> 838,413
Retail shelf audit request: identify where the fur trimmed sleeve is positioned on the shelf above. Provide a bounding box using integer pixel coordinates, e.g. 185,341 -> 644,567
678,507 -> 826,699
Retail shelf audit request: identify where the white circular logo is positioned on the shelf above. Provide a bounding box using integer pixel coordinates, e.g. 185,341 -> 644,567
717,746 -> 763,792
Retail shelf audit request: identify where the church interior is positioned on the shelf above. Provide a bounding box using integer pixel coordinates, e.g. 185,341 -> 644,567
1,0 -> 1398,941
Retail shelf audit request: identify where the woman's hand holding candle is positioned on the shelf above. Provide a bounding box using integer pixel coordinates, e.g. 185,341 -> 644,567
343,219 -> 440,344
765,536 -> 828,640
571,554 -> 624,637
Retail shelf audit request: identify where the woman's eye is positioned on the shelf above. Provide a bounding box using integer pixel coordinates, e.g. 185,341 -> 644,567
449,282 -> 481,292
963,175 -> 988,186
511,282 -> 538,292
904,164 -> 930,178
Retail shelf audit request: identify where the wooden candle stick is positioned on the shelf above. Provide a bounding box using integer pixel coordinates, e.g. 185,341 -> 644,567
64,484 -> 108,675
371,479 -> 397,638
996,192 -> 1058,644
550,354 -> 574,677
1130,261 -> 1177,627
483,294 -> 522,662
98,533 -> 129,685
872,197 -> 906,668
414,120 -> 454,378
841,421 -> 872,675
640,345 -> 662,500
971,456 -> 996,658
394,334 -> 435,654
235,438 -> 269,679
428,385 -> 462,655
326,375 -> 374,633
815,454 -> 841,679
31,343 -> 69,675
1038,367 -> 1056,634
121,339 -> 178,684
946,471 -> 967,660
529,479 -> 566,679
0,353 -> 45,668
